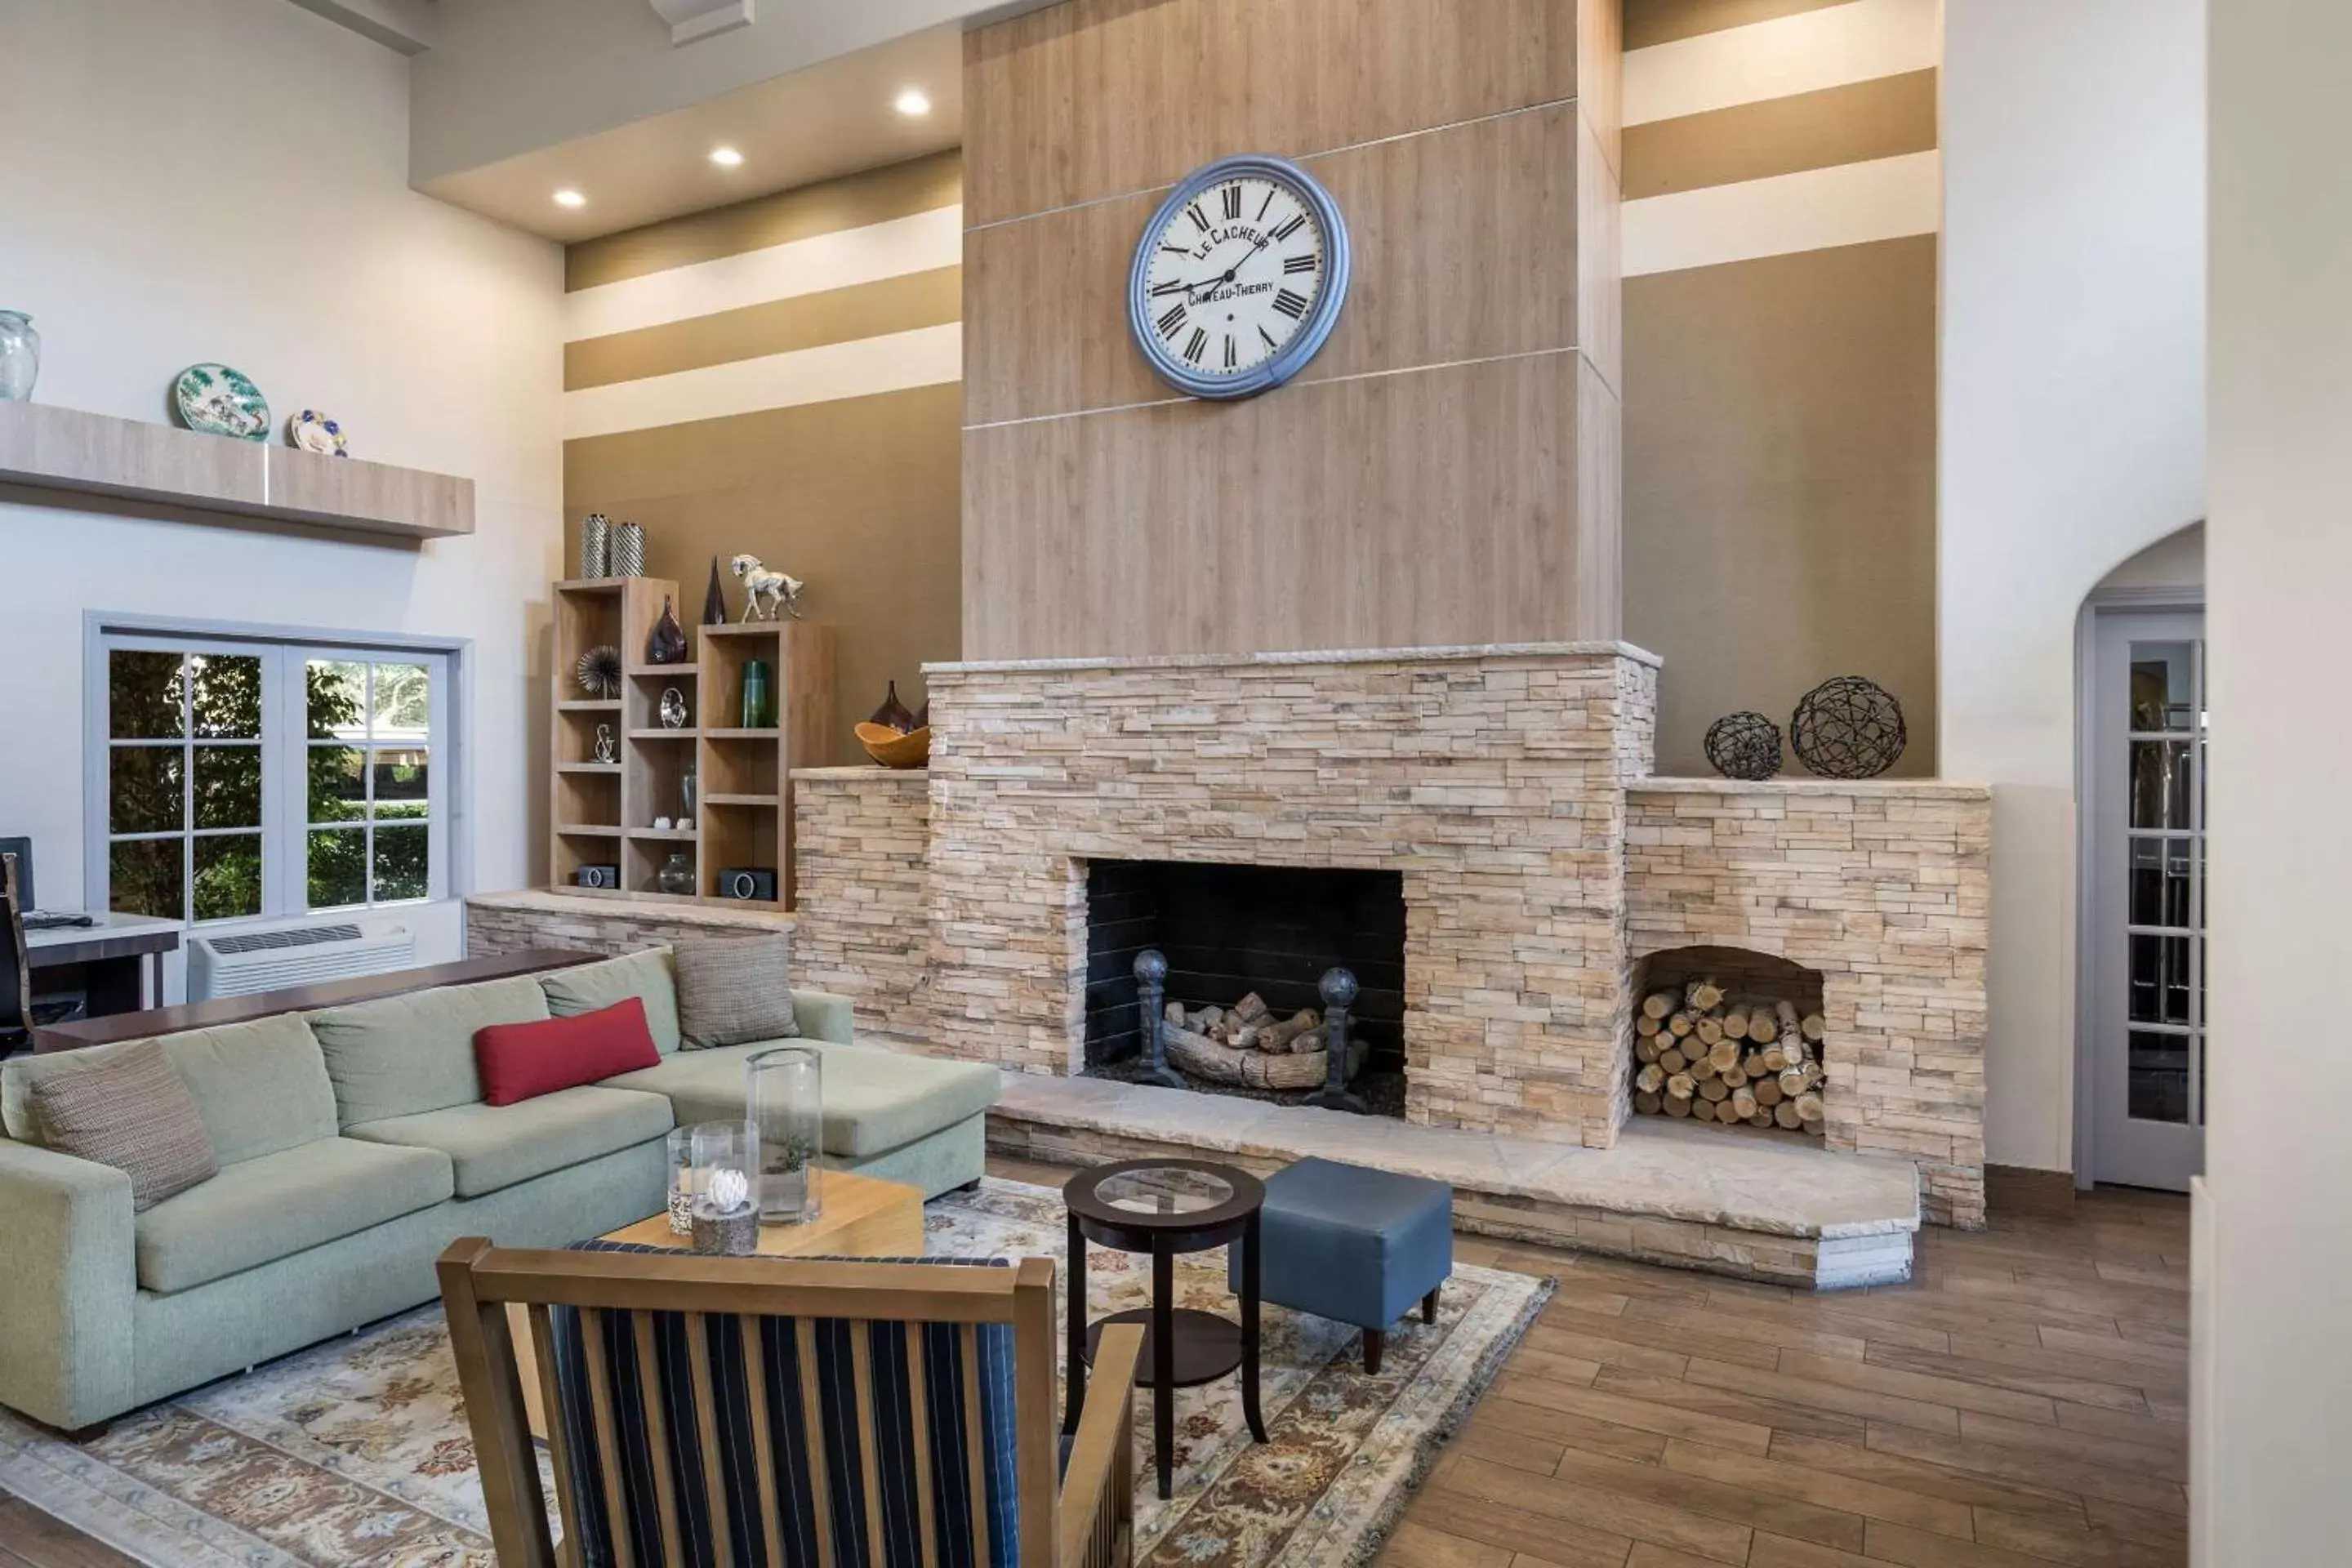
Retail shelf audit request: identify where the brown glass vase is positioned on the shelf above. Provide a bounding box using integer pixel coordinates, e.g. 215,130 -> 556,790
867,680 -> 916,734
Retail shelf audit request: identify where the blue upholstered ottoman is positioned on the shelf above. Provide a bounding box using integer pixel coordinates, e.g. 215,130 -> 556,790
1227,1156 -> 1453,1373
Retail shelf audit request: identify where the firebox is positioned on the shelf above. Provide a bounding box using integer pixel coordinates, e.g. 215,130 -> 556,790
1083,859 -> 1405,1108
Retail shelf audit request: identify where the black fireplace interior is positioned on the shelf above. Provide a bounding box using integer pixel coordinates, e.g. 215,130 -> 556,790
1085,859 -> 1405,1080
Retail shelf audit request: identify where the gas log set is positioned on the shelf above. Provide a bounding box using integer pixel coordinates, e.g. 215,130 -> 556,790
1631,979 -> 1827,1134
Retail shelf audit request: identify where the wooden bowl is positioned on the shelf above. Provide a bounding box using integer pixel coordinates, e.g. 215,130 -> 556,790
856,721 -> 931,768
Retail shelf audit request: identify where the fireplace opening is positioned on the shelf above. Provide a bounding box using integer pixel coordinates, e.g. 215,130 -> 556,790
1630,945 -> 1828,1138
1084,859 -> 1405,1116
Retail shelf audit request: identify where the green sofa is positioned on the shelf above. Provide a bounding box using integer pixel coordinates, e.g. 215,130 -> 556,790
0,947 -> 998,1431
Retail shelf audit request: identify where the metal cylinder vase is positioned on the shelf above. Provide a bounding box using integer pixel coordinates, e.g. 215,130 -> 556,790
609,520 -> 647,578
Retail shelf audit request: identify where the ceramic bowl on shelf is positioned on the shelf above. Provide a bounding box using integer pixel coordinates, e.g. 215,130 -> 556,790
855,721 -> 931,769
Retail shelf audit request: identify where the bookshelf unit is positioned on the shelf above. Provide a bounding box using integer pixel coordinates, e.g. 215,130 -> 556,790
549,575 -> 835,910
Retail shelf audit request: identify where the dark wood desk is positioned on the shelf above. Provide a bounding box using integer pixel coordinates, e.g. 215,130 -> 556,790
24,912 -> 183,1021
32,948 -> 594,1054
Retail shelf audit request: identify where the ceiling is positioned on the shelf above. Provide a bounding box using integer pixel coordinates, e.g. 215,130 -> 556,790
415,23 -> 964,243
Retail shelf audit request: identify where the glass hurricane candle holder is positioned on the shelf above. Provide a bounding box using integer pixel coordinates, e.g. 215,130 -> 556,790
688,1119 -> 760,1255
747,1046 -> 823,1223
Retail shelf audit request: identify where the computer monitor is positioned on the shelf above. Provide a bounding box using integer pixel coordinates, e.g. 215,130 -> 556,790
0,838 -> 32,911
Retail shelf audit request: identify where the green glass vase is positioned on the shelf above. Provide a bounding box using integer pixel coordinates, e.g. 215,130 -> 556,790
741,659 -> 773,729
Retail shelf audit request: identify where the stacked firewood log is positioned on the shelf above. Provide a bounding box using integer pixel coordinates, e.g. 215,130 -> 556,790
1160,992 -> 1330,1090
1629,980 -> 1827,1132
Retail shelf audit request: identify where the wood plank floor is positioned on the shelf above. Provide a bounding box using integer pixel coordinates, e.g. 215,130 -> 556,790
0,1167 -> 2185,1568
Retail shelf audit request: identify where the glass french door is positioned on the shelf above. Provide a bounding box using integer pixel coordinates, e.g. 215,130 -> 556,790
2091,609 -> 2206,1190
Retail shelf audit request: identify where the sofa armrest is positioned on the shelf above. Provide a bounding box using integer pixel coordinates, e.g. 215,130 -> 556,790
791,989 -> 857,1046
0,1139 -> 137,1429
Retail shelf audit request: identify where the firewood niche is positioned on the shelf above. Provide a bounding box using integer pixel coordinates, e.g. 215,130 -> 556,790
1632,976 -> 1828,1134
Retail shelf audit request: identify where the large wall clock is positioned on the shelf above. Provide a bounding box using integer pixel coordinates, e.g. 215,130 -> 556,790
1127,154 -> 1352,400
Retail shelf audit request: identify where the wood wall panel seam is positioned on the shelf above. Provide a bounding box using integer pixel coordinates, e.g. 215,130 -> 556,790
964,103 -> 1590,427
962,0 -> 1584,226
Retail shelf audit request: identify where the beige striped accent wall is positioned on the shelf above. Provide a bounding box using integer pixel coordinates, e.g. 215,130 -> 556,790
563,150 -> 965,763
1621,0 -> 1939,775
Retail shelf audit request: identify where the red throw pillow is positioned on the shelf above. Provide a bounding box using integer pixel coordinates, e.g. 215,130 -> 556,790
474,998 -> 662,1107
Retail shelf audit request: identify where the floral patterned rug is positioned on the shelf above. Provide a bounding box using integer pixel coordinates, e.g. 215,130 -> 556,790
0,1177 -> 1548,1566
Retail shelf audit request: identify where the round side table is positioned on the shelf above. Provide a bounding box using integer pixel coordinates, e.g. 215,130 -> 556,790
1062,1158 -> 1267,1499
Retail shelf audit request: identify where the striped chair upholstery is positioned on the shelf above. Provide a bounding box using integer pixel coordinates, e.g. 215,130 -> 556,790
550,1245 -> 1020,1568
438,1235 -> 1140,1568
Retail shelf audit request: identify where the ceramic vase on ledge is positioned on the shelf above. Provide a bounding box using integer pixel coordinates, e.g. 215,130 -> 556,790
0,311 -> 39,401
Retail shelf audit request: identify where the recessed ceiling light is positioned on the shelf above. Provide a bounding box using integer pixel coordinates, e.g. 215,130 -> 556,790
709,145 -> 744,168
893,88 -> 932,118
553,188 -> 587,208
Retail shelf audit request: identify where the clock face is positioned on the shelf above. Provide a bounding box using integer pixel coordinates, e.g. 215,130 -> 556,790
1129,157 -> 1349,399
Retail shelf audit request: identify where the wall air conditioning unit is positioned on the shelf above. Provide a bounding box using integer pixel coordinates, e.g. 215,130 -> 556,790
188,918 -> 416,1002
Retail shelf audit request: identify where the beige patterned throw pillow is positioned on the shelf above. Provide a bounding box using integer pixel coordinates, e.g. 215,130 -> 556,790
674,934 -> 799,1049
29,1040 -> 220,1211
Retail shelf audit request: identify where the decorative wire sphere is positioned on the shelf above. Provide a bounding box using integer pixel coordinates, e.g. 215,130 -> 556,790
1790,676 -> 1907,779
1703,711 -> 1784,780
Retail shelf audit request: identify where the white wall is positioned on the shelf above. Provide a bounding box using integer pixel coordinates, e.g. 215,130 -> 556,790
0,0 -> 564,977
1937,0 -> 2206,1174
2202,0 -> 2352,1551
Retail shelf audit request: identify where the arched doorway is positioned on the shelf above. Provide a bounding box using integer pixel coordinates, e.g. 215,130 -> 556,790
2079,524 -> 2205,1190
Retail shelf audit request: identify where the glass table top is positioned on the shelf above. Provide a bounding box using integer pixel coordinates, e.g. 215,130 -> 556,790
1095,1165 -> 1236,1216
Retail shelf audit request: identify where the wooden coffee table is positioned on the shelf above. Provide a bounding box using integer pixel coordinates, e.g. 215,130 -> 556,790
506,1166 -> 925,1437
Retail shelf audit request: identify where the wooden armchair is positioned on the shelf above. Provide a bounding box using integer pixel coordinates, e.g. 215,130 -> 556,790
439,1238 -> 1141,1568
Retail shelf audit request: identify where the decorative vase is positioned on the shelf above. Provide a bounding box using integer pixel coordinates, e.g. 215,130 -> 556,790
579,513 -> 610,580
702,556 -> 729,626
679,760 -> 697,823
868,681 -> 917,735
0,311 -> 38,402
610,520 -> 647,578
688,1120 -> 761,1255
741,659 -> 773,728
747,1047 -> 824,1223
657,851 -> 695,895
648,595 -> 688,664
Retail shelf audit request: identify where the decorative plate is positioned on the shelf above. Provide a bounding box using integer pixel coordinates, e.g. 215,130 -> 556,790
173,363 -> 270,441
288,408 -> 349,458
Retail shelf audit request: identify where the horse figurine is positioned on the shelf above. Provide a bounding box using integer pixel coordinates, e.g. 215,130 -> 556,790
729,555 -> 805,621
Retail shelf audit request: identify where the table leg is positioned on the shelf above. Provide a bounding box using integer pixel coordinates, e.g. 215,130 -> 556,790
1152,1241 -> 1174,1500
1240,1212 -> 1266,1442
1064,1212 -> 1087,1435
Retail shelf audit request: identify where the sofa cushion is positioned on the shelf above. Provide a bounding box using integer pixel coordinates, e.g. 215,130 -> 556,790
2,1013 -> 337,1166
603,1040 -> 999,1160
674,935 -> 797,1049
345,1085 -> 673,1198
475,999 -> 661,1107
309,974 -> 551,1126
541,948 -> 683,1055
29,1041 -> 220,1213
134,1136 -> 453,1294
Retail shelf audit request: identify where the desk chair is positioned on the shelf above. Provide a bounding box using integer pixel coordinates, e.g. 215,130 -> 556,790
3,853 -> 87,1055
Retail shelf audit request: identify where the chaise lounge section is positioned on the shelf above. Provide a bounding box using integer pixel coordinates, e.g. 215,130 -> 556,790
0,947 -> 997,1432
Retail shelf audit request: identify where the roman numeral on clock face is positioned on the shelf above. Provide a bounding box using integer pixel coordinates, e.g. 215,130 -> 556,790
1224,334 -> 1237,369
1157,301 -> 1187,337
1187,203 -> 1210,233
1150,278 -> 1187,296
1222,184 -> 1242,220
1283,255 -> 1317,274
1271,214 -> 1306,243
1184,327 -> 1208,363
1272,288 -> 1309,320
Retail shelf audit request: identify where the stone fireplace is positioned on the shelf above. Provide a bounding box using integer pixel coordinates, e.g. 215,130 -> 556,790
768,643 -> 1991,1232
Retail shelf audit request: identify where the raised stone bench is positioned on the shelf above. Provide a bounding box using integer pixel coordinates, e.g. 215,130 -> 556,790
466,889 -> 794,958
989,1071 -> 1920,1290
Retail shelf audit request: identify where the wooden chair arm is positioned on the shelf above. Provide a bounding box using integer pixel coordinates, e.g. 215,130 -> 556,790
1058,1321 -> 1143,1566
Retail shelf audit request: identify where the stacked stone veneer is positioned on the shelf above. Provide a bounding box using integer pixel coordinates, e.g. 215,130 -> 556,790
466,889 -> 795,958
1624,780 -> 1992,1227
789,767 -> 933,1042
921,645 -> 1661,1147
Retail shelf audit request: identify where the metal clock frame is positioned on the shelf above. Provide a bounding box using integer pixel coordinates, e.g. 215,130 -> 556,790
1126,153 -> 1352,401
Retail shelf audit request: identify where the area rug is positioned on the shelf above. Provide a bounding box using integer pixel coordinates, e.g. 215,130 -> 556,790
0,1177 -> 1549,1567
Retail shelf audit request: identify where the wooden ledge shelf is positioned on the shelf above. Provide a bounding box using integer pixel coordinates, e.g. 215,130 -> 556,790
705,792 -> 780,807
555,823 -> 622,838
556,763 -> 621,775
0,399 -> 474,541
